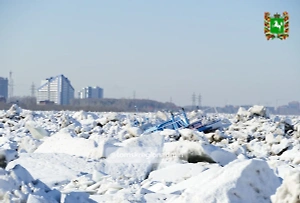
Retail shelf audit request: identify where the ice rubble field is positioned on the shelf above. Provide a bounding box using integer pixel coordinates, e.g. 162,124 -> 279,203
0,105 -> 300,203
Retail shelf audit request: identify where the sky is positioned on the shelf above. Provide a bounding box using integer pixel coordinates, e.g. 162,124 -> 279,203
0,0 -> 299,107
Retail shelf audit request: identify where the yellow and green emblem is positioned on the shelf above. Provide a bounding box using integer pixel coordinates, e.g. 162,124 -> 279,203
264,12 -> 289,40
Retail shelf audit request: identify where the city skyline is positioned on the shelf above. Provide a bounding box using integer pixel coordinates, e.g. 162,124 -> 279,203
0,72 -> 299,108
1,1 -> 299,106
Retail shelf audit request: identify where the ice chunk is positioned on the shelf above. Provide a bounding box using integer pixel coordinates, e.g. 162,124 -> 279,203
0,164 -> 60,202
147,162 -> 214,186
25,121 -> 50,139
62,192 -> 96,203
98,132 -> 164,183
249,105 -> 270,118
161,141 -> 236,166
168,159 -> 281,203
6,153 -> 98,188
34,131 -> 105,159
6,104 -> 22,118
271,169 -> 300,203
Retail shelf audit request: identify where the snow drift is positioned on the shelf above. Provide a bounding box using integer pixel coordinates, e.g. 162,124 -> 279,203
0,104 -> 300,202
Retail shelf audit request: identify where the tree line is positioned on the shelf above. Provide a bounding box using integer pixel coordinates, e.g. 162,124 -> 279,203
0,96 -> 178,112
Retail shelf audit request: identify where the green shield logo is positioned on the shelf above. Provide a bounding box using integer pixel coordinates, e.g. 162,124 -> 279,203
270,18 -> 284,34
264,12 -> 289,40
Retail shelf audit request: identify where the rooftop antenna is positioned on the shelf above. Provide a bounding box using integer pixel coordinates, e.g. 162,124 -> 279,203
8,71 -> 14,100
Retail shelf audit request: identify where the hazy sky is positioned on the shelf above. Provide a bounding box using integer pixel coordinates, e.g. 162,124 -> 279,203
1,0 -> 299,107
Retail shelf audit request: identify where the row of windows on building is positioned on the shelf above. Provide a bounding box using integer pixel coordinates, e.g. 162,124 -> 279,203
0,75 -> 103,105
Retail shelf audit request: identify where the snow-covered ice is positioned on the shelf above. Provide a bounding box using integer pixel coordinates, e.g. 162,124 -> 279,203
0,104 -> 300,202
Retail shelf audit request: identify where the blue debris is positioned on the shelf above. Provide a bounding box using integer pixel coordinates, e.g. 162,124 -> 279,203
143,108 -> 223,134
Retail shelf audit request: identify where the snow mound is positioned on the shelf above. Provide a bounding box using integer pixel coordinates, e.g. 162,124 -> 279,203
0,149 -> 17,169
249,105 -> 270,118
98,112 -> 121,125
169,159 -> 281,203
0,137 -> 18,168
6,153 -> 99,188
98,133 -> 164,184
160,140 -> 236,167
73,111 -> 89,120
34,130 -> 109,159
125,126 -> 142,138
1,108 -> 299,202
271,169 -> 300,203
0,164 -> 60,202
62,192 -> 97,203
147,162 -> 218,186
178,128 -> 204,141
5,104 -> 22,118
236,105 -> 270,121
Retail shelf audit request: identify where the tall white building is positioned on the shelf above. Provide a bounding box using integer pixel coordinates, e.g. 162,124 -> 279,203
78,86 -> 104,99
37,75 -> 74,105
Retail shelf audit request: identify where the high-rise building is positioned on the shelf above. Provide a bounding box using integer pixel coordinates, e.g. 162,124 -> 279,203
288,101 -> 300,110
78,86 -> 104,99
37,74 -> 74,105
0,77 -> 8,101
